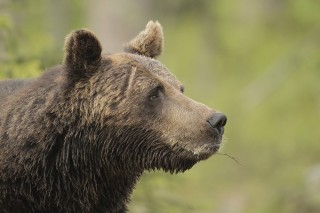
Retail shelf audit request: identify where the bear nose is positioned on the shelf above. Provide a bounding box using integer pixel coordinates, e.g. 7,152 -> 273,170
207,112 -> 227,131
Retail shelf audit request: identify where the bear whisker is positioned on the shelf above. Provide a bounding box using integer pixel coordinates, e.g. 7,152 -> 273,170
217,153 -> 243,166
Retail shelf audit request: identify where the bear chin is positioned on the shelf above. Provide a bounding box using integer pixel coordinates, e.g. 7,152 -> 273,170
152,142 -> 221,173
191,143 -> 220,160
173,137 -> 223,163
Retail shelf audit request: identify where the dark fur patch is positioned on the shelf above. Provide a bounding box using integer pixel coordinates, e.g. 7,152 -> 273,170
64,29 -> 102,78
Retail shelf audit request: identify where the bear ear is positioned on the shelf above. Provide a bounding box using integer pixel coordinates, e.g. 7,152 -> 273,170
124,21 -> 163,58
64,29 -> 102,77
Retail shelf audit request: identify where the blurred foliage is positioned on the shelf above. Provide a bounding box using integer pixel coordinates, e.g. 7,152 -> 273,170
1,0 -> 320,212
0,0 -> 85,78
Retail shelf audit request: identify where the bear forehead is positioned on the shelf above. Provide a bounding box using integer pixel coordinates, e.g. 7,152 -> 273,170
105,52 -> 182,89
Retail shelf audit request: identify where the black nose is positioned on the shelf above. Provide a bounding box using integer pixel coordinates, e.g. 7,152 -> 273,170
207,112 -> 227,130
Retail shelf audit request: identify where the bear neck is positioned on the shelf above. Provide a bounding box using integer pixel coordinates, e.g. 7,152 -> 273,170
39,124 -> 146,211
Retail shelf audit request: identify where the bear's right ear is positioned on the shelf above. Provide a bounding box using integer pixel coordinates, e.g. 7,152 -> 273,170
64,29 -> 102,78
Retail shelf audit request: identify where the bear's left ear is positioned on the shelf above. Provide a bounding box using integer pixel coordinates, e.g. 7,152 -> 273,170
64,29 -> 102,78
124,21 -> 163,58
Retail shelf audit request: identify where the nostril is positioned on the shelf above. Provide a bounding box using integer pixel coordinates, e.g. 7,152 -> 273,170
207,112 -> 227,129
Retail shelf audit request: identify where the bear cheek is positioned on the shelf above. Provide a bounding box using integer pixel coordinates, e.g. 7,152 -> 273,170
159,108 -> 201,145
159,95 -> 215,147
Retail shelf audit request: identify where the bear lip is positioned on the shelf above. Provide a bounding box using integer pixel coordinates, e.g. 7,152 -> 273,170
210,143 -> 221,152
190,139 -> 222,161
207,136 -> 223,153
192,144 -> 220,161
206,125 -> 224,145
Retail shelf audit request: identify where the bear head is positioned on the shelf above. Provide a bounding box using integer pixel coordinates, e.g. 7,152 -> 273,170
61,21 -> 227,173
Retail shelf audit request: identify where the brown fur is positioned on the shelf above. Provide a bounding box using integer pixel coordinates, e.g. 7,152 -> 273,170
124,21 -> 163,58
0,21 -> 226,212
0,79 -> 32,102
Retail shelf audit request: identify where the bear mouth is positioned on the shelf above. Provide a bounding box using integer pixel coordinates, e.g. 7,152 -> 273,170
193,132 -> 224,160
146,134 -> 224,173
178,135 -> 223,162
195,142 -> 221,160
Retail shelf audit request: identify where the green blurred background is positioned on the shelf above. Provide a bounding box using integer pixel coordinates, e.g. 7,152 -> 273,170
1,0 -> 320,212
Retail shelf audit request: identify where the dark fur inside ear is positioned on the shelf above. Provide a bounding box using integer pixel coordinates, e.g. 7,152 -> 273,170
64,29 -> 102,77
124,21 -> 163,58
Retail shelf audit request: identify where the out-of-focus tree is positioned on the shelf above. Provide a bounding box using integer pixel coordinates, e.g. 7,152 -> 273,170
0,0 -> 85,78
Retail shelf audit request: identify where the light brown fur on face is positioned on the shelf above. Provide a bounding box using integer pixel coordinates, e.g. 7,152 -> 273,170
110,52 -> 221,160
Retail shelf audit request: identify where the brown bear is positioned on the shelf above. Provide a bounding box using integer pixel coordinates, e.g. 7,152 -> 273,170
0,21 -> 227,212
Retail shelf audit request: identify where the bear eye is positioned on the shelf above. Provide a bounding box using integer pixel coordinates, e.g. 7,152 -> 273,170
149,85 -> 163,102
180,86 -> 184,93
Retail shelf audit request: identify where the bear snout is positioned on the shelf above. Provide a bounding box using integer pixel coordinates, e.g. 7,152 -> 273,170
206,112 -> 227,135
